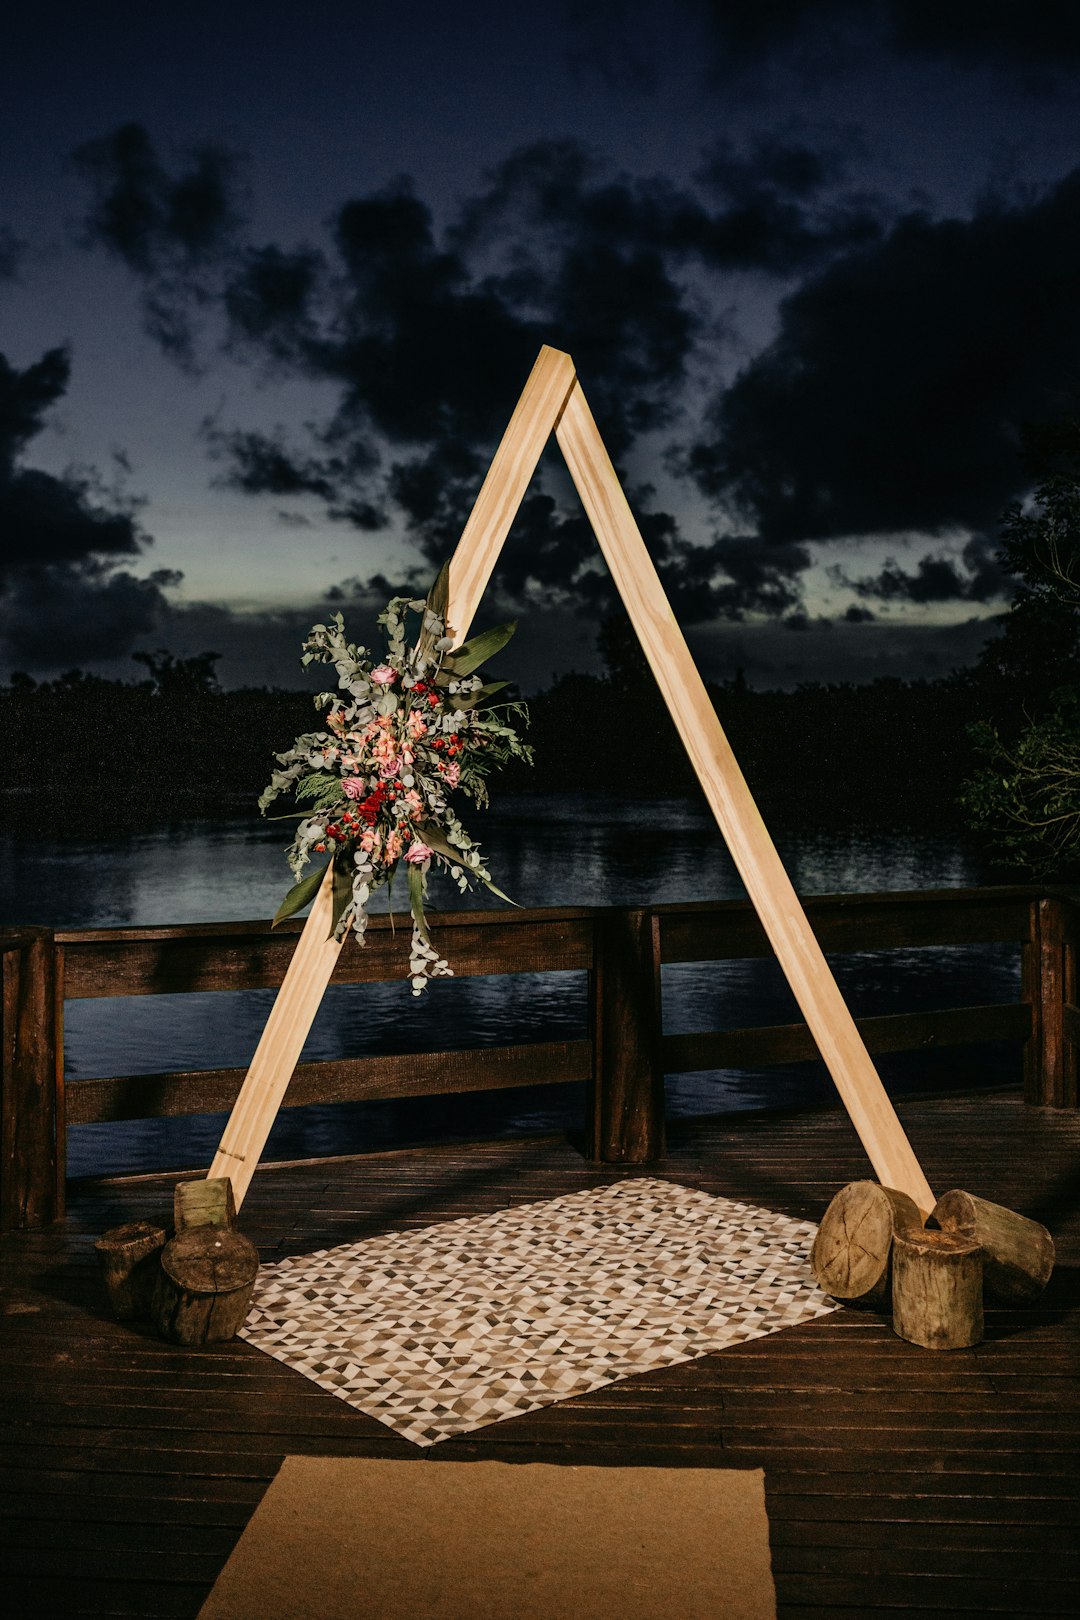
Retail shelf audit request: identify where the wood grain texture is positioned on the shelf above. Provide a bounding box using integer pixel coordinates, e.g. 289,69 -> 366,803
0,929 -> 60,1231
67,1040 -> 592,1124
152,1228 -> 259,1347
930,1188 -> 1054,1305
56,891 -> 1028,1001
663,1002 -> 1030,1072
1024,897 -> 1078,1108
208,864 -> 342,1206
657,890 -> 1032,963
589,910 -> 664,1162
59,910 -> 595,999
810,1180 -> 922,1307
93,1221 -> 166,1320
555,380 -> 936,1215
891,1227 -> 984,1350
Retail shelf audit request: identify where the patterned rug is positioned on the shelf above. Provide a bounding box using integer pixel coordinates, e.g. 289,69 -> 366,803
239,1178 -> 836,1447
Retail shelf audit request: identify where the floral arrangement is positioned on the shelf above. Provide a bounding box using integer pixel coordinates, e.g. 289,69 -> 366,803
259,569 -> 532,992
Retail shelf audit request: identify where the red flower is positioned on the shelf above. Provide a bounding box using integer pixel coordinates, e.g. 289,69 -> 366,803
357,782 -> 388,825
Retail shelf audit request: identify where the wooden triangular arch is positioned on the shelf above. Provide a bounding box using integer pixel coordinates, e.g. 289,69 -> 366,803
210,346 -> 935,1216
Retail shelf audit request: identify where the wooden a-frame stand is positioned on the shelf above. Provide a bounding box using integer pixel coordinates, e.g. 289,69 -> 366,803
209,346 -> 936,1218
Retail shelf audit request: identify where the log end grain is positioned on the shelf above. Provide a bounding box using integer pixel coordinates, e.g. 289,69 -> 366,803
151,1226 -> 259,1346
931,1188 -> 1055,1306
811,1180 -> 923,1307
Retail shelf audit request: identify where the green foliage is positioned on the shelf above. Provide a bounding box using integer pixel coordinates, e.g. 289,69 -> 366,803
959,420 -> 1080,873
272,862 -> 330,927
1000,415 -> 1080,611
961,688 -> 1080,876
294,771 -> 345,810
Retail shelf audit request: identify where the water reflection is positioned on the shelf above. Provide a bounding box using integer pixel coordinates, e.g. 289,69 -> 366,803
0,795 -> 1018,1177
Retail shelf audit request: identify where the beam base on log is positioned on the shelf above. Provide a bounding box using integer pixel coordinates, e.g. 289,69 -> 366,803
175,1176 -> 236,1234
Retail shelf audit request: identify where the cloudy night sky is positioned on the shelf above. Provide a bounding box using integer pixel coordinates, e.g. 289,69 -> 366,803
3,0 -> 1079,692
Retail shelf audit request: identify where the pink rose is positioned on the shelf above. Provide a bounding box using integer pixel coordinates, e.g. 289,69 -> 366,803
405,841 -> 433,864
370,664 -> 397,685
442,761 -> 460,787
342,778 -> 366,799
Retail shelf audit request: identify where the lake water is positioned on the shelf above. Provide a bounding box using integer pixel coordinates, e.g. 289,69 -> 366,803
0,794 -> 1020,1177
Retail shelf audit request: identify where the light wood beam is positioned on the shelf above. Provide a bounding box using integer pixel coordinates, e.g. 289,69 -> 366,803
555,378 -> 934,1214
208,346 -> 577,1208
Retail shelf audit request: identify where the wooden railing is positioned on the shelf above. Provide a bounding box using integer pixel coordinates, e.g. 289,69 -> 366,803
2,886 -> 1077,1229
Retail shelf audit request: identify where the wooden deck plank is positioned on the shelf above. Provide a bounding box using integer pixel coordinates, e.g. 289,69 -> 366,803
1,1092 -> 1078,1617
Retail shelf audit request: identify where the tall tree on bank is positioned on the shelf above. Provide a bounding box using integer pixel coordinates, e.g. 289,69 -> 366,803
961,420 -> 1080,874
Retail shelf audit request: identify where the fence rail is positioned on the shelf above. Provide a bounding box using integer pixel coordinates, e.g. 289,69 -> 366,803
2,886 -> 1077,1229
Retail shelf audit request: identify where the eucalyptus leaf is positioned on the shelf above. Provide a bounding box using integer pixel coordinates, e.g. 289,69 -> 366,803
272,862 -> 330,927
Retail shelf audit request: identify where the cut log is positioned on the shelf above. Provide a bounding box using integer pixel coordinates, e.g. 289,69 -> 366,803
891,1227 -> 984,1350
174,1176 -> 236,1233
811,1180 -> 923,1307
152,1226 -> 259,1346
95,1221 -> 166,1320
930,1188 -> 1055,1306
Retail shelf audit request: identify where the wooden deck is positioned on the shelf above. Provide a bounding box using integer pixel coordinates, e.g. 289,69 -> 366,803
2,1091 -> 1079,1618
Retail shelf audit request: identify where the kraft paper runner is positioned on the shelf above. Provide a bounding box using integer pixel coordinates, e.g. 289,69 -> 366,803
199,1456 -> 777,1620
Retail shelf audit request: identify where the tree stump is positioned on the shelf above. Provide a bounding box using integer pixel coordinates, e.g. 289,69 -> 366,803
930,1189 -> 1055,1305
174,1176 -> 236,1233
94,1221 -> 166,1320
152,1226 -> 259,1346
891,1227 -> 984,1349
811,1180 -> 923,1307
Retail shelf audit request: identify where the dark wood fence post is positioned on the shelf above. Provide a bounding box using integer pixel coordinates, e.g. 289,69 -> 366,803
1022,897 -> 1078,1108
1,928 -> 62,1229
588,907 -> 665,1163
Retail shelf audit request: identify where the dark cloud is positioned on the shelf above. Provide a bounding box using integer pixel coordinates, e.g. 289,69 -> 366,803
660,534 -> 811,622
77,126 -> 886,622
74,122 -> 245,366
0,346 -> 176,672
0,347 -> 145,574
457,135 -> 883,282
688,168 -> 1080,544
1,562 -> 179,667
73,122 -> 241,271
846,534 -> 1012,606
693,1 -> 1080,74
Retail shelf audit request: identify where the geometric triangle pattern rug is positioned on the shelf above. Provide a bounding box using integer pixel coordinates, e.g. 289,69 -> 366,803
239,1178 -> 836,1448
